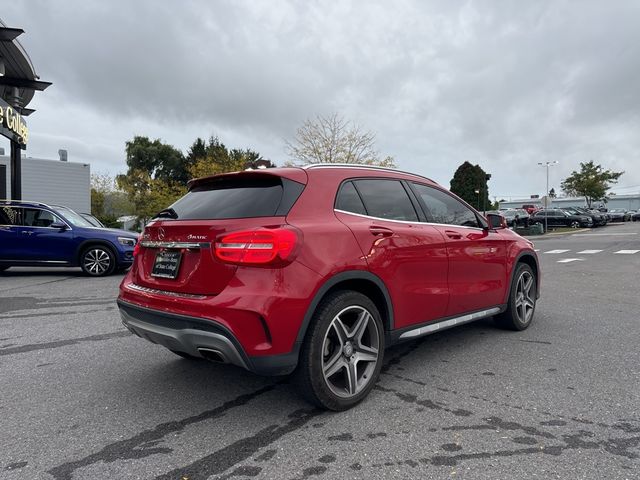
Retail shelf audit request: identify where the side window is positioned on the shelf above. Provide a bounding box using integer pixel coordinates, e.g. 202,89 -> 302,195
335,181 -> 367,215
0,206 -> 23,226
23,208 -> 60,228
411,183 -> 481,228
353,179 -> 418,221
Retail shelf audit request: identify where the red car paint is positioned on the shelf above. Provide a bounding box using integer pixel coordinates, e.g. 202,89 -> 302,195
118,165 -> 539,375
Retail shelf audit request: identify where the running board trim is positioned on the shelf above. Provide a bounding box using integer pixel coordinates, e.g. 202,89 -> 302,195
399,307 -> 502,340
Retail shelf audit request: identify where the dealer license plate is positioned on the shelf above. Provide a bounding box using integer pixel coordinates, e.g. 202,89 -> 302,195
151,251 -> 182,279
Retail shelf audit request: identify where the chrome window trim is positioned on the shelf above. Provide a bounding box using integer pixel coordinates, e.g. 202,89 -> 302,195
334,208 -> 486,231
140,241 -> 210,249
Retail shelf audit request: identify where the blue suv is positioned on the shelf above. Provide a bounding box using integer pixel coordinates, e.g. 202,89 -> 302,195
0,200 -> 138,276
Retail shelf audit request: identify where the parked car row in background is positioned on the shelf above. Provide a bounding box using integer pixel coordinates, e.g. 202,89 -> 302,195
495,205 -> 640,229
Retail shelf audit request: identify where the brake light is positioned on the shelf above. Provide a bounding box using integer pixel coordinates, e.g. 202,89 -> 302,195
215,228 -> 298,265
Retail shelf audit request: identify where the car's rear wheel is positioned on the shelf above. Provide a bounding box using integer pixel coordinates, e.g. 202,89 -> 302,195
80,245 -> 116,277
495,263 -> 537,331
296,291 -> 384,411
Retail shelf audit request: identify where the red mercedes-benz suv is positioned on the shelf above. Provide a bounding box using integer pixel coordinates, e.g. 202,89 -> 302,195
118,165 -> 540,410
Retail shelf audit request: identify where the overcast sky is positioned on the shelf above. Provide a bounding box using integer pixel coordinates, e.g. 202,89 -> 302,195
3,0 -> 639,199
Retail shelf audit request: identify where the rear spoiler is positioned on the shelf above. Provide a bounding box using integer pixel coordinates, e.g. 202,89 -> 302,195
187,168 -> 308,191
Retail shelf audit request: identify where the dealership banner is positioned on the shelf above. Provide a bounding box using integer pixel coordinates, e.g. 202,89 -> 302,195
0,97 -> 28,148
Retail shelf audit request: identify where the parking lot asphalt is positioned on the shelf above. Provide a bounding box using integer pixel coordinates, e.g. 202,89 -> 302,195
1,222 -> 639,479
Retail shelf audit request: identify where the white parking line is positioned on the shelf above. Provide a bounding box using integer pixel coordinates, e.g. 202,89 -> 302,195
577,250 -> 603,254
545,249 -> 570,254
557,258 -> 584,263
573,233 -> 638,236
613,250 -> 640,255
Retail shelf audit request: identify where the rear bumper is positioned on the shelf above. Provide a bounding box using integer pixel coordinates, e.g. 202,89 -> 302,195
117,299 -> 298,376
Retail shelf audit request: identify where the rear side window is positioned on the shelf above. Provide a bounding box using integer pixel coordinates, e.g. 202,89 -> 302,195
411,183 -> 482,228
335,181 -> 367,215
353,179 -> 418,221
164,176 -> 304,220
0,206 -> 22,226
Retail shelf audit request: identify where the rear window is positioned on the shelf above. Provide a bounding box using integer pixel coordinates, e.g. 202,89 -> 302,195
163,175 -> 304,220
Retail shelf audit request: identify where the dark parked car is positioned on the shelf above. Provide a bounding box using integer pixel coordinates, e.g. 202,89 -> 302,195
560,207 -> 607,226
502,209 -> 530,227
118,165 -> 540,410
631,210 -> 640,222
530,208 -> 593,228
0,201 -> 138,276
80,212 -> 105,228
608,209 -> 631,222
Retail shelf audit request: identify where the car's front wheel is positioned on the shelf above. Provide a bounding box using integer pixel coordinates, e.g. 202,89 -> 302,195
296,291 -> 384,411
80,245 -> 116,277
495,263 -> 537,331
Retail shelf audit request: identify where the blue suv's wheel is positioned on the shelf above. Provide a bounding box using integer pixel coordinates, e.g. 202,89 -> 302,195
81,245 -> 116,277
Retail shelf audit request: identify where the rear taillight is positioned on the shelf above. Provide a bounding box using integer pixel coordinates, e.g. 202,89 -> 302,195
215,228 -> 299,265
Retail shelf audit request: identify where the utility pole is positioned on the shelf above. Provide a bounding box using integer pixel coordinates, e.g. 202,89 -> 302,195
538,161 -> 558,233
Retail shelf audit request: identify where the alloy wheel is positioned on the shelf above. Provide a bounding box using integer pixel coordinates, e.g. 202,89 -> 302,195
514,271 -> 535,324
84,248 -> 112,275
321,306 -> 380,398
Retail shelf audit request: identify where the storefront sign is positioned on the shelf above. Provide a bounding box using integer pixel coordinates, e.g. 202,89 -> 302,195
0,98 -> 28,148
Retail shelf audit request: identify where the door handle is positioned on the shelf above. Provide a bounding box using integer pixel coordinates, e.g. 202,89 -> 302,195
369,226 -> 394,237
444,230 -> 463,240
21,231 -> 33,236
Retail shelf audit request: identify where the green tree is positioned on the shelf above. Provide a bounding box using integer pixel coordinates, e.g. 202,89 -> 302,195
91,173 -> 135,227
90,173 -> 113,219
187,136 -> 274,179
285,113 -> 395,167
450,161 -> 491,211
116,169 -> 186,222
124,136 -> 188,184
560,161 -> 624,207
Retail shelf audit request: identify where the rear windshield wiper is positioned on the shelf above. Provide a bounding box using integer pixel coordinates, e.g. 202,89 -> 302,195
154,207 -> 179,219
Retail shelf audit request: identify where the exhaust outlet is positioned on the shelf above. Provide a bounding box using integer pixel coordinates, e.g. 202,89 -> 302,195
198,348 -> 227,363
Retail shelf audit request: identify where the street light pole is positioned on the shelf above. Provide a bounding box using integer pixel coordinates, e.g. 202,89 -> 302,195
538,161 -> 558,233
474,189 -> 480,211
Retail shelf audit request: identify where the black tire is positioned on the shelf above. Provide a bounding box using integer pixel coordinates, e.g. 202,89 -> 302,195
495,263 -> 537,331
170,349 -> 200,360
570,221 -> 580,228
80,245 -> 117,277
295,290 -> 385,411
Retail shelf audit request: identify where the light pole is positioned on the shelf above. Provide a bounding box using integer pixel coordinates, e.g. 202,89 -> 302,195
474,189 -> 480,211
538,161 -> 558,233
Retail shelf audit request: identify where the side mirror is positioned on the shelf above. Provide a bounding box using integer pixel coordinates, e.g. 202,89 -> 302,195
486,213 -> 507,229
50,221 -> 67,230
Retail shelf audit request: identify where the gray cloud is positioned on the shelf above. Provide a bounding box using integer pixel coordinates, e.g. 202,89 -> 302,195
4,0 -> 640,198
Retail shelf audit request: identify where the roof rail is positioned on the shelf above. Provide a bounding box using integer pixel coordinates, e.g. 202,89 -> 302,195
0,199 -> 53,209
301,163 -> 436,183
